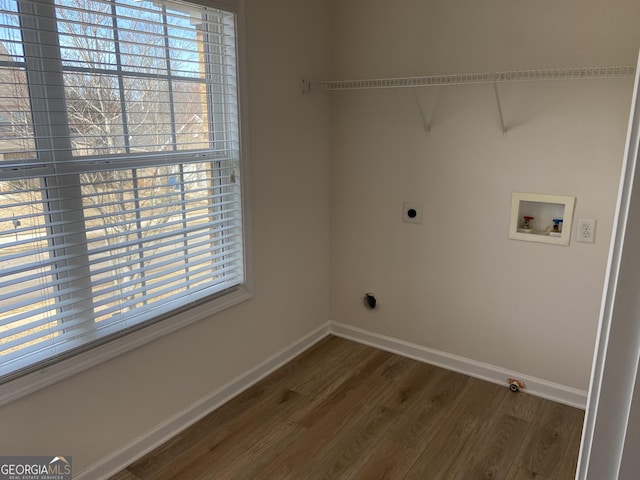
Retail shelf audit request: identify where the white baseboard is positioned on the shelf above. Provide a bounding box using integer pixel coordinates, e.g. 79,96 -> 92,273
75,323 -> 330,480
328,321 -> 588,410
79,320 -> 586,478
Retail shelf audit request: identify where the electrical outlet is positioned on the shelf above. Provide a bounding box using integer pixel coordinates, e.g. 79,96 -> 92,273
577,219 -> 596,243
402,203 -> 423,224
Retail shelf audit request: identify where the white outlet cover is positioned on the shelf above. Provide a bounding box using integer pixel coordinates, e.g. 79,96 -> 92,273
403,202 -> 423,224
577,218 -> 596,243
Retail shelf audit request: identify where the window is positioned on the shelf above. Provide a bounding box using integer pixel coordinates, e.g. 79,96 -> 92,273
0,0 -> 248,389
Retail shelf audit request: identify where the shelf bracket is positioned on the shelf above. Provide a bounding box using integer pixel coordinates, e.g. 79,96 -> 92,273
493,82 -> 506,137
413,89 -> 431,135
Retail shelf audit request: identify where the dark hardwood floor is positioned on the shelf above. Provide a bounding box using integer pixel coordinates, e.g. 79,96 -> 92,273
109,335 -> 584,479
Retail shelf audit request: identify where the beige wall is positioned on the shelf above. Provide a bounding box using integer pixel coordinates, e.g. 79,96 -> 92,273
0,0 -> 331,473
330,0 -> 640,390
2,0 -> 640,474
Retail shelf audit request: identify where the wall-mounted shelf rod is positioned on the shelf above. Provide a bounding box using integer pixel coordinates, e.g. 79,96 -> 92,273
315,66 -> 636,92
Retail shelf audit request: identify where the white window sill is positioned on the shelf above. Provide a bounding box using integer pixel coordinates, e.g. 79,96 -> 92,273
0,286 -> 253,407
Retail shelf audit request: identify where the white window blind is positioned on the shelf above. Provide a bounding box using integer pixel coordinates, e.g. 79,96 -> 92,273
0,0 -> 245,382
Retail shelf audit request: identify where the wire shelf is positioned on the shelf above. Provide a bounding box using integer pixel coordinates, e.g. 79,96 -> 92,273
317,66 -> 637,91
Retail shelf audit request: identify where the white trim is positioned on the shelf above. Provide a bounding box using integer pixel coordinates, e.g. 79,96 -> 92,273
235,0 -> 254,298
75,322 -> 330,480
0,287 -> 253,407
328,321 -> 587,409
577,50 -> 640,480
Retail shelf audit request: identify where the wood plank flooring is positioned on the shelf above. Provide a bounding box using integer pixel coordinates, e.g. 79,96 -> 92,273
110,336 -> 584,480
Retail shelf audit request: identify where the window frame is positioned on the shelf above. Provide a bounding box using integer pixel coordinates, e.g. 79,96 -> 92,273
0,0 -> 252,407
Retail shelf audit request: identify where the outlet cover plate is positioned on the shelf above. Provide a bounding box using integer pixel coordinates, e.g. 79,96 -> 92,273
577,218 -> 596,243
403,202 -> 423,224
